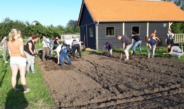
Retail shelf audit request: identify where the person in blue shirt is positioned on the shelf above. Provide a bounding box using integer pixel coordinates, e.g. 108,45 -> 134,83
131,34 -> 142,55
104,40 -> 112,57
60,42 -> 72,66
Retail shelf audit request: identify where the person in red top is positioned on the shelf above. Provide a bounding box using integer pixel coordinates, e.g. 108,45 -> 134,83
8,29 -> 30,93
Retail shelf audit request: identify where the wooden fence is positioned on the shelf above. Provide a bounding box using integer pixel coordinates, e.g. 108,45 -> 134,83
174,34 -> 184,44
174,34 -> 184,52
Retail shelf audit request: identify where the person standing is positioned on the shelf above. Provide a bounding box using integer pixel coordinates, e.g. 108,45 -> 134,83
60,42 -> 72,66
1,36 -> 8,63
7,29 -> 30,93
24,35 -> 39,73
117,35 -> 133,61
165,29 -> 174,52
131,34 -> 142,55
147,32 -> 160,58
42,35 -> 50,61
72,39 -> 81,59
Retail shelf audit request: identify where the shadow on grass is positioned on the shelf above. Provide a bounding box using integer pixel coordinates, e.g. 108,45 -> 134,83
5,87 -> 28,109
0,63 -> 8,88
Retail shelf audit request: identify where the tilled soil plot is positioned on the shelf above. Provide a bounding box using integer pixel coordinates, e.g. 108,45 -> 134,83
37,53 -> 184,109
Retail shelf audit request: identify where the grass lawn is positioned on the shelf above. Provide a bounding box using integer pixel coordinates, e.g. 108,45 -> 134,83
0,53 -> 54,109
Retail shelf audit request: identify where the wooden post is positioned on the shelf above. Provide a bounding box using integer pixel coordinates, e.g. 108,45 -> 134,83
169,22 -> 173,30
147,22 -> 149,37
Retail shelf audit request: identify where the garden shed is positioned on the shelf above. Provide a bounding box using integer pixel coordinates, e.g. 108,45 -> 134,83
78,0 -> 184,49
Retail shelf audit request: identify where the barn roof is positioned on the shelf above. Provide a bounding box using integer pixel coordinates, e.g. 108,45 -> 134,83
78,0 -> 184,23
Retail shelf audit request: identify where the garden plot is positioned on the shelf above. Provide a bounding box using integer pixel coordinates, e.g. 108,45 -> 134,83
37,53 -> 184,108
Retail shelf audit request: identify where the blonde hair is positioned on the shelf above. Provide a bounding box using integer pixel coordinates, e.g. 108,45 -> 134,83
9,29 -> 19,42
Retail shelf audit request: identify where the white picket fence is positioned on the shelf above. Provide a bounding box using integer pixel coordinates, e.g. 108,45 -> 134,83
174,34 -> 184,44
174,34 -> 184,52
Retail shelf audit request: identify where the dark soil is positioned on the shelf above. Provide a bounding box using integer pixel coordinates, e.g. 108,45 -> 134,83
37,53 -> 184,109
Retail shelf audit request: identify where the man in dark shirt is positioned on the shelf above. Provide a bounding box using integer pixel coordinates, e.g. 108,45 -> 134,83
132,34 -> 142,55
104,41 -> 112,57
117,35 -> 133,61
72,39 -> 81,59
165,29 -> 174,52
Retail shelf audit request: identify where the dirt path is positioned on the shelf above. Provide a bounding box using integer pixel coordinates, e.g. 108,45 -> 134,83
37,54 -> 184,108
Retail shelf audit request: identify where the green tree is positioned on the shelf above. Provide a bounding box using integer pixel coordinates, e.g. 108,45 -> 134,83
162,0 -> 184,33
66,20 -> 80,33
0,18 -> 80,40
65,26 -> 73,34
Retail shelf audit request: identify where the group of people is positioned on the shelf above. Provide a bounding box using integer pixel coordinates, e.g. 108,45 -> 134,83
0,28 -> 84,93
105,29 -> 183,61
41,35 -> 82,66
0,28 -> 84,94
0,28 -> 183,94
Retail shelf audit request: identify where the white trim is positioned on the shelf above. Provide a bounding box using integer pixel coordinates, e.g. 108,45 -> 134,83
147,22 -> 149,37
96,21 -> 99,49
169,22 -> 173,30
122,23 -> 125,35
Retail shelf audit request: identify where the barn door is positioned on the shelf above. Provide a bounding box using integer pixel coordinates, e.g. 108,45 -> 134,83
80,26 -> 88,48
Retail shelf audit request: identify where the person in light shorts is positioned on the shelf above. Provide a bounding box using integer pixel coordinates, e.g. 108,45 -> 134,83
10,57 -> 26,67
8,28 -> 30,93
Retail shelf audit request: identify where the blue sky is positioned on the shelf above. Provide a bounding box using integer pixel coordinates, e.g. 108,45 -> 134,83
0,0 -> 82,27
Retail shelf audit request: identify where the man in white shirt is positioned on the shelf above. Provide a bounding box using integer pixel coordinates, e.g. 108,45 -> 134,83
54,44 -> 62,64
165,29 -> 175,52
42,36 -> 50,61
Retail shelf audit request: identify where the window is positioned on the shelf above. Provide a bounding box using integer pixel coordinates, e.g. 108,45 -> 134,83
89,27 -> 93,37
106,27 -> 114,36
132,26 -> 140,34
